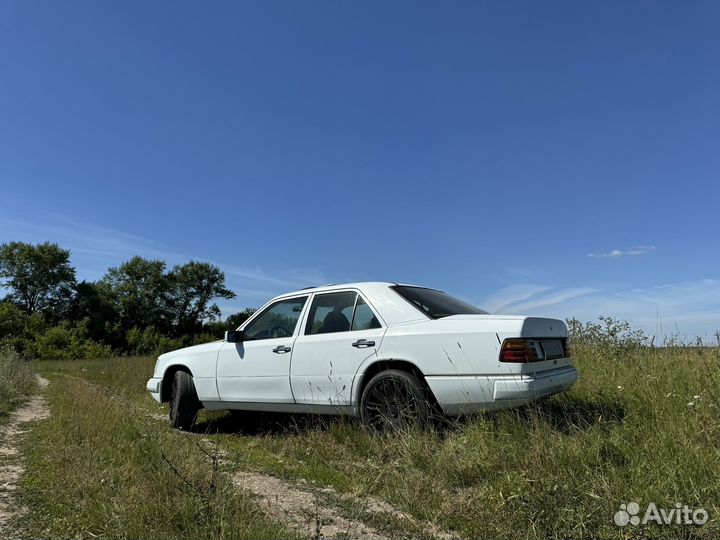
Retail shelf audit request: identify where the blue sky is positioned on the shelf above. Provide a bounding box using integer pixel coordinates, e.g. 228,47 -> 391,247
1,1 -> 719,340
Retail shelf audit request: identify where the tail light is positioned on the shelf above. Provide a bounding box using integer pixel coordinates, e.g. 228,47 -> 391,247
500,338 -> 571,362
500,339 -> 541,363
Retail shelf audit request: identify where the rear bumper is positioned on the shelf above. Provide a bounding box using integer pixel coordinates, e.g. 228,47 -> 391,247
493,367 -> 578,400
425,367 -> 579,415
146,377 -> 162,403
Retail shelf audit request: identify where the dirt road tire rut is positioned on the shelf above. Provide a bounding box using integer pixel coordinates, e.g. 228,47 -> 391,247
233,470 -> 456,540
0,376 -> 50,537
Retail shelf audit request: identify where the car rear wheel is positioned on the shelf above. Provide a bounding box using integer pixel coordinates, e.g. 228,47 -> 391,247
169,370 -> 199,430
360,369 -> 432,431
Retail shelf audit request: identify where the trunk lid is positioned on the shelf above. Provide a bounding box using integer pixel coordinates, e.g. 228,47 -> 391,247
513,317 -> 571,375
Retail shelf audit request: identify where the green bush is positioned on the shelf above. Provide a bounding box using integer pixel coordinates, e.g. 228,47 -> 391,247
566,316 -> 648,360
25,325 -> 113,360
0,302 -> 47,354
126,326 -> 185,357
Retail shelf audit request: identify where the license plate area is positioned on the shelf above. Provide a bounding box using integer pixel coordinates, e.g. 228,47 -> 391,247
540,340 -> 564,360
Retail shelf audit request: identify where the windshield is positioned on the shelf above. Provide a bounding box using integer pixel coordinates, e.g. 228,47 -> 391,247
391,286 -> 488,319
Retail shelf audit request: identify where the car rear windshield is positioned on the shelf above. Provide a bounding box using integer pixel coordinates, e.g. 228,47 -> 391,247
391,286 -> 488,319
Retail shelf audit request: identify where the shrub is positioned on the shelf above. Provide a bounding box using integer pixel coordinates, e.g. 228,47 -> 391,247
0,302 -> 47,354
566,316 -> 647,360
25,324 -> 113,360
126,326 -> 184,357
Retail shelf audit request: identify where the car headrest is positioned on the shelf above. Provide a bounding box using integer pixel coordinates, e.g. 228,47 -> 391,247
321,309 -> 350,333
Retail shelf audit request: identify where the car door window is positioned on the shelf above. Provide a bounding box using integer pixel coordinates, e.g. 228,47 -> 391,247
243,296 -> 308,340
305,291 -> 357,335
351,296 -> 381,330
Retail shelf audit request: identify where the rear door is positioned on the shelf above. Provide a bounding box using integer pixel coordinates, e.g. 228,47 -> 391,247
290,290 -> 386,406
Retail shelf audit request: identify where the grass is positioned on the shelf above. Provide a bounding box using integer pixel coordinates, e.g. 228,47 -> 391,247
17,361 -> 296,540
0,346 -> 37,423
214,346 -> 720,539
14,344 -> 720,539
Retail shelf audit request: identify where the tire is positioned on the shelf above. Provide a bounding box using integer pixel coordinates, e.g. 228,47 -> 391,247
169,370 -> 200,430
360,369 -> 432,431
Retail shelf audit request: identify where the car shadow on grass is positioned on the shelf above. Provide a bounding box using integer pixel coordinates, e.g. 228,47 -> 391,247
524,393 -> 627,432
435,393 -> 627,437
190,393 -> 626,437
192,410 -> 352,436
493,393 -> 627,435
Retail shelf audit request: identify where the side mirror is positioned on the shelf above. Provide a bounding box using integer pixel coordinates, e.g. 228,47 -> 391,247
225,330 -> 244,343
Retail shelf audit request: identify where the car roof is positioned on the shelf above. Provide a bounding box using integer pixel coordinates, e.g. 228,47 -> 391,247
251,282 -> 450,327
273,281 -> 399,299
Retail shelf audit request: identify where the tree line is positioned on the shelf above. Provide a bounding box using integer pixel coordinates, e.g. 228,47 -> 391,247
0,241 -> 256,359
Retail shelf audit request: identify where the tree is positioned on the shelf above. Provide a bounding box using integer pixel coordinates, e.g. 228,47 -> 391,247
0,300 -> 47,354
225,308 -> 256,329
99,256 -> 170,332
166,261 -> 235,335
203,308 -> 256,338
0,242 -> 76,318
70,281 -> 121,348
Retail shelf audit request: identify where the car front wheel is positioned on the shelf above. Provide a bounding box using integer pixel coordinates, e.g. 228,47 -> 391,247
360,369 -> 432,431
169,370 -> 199,430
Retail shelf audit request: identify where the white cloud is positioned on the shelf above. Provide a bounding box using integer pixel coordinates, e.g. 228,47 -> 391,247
484,278 -> 720,341
502,288 -> 599,314
588,245 -> 656,258
221,264 -> 325,289
481,284 -> 551,313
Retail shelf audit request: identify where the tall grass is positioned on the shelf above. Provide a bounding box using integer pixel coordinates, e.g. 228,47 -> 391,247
209,345 -> 720,539
0,346 -> 36,422
26,343 -> 720,539
18,373 -> 296,540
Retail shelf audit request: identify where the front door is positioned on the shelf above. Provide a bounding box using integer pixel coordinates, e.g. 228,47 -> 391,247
290,290 -> 386,406
216,295 -> 308,403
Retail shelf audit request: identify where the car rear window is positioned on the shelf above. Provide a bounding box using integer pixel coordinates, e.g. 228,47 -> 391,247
391,286 -> 488,319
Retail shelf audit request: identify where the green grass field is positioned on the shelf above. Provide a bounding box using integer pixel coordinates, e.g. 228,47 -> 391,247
7,343 -> 720,539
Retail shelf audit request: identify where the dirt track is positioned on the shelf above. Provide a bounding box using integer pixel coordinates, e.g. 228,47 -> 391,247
233,470 -> 456,539
0,376 -> 50,537
0,373 -> 456,539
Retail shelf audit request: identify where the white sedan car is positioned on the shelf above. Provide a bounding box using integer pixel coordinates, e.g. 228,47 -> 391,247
147,282 -> 578,430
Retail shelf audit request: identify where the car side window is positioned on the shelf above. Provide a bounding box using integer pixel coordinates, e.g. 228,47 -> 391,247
243,296 -> 308,341
351,296 -> 381,331
305,291 -> 357,335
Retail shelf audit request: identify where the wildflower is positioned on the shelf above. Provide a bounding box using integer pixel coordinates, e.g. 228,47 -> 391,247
617,385 -> 624,391
687,402 -> 695,407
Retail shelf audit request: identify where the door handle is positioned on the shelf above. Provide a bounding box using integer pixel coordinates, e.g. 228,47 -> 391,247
272,345 -> 291,354
352,339 -> 375,348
